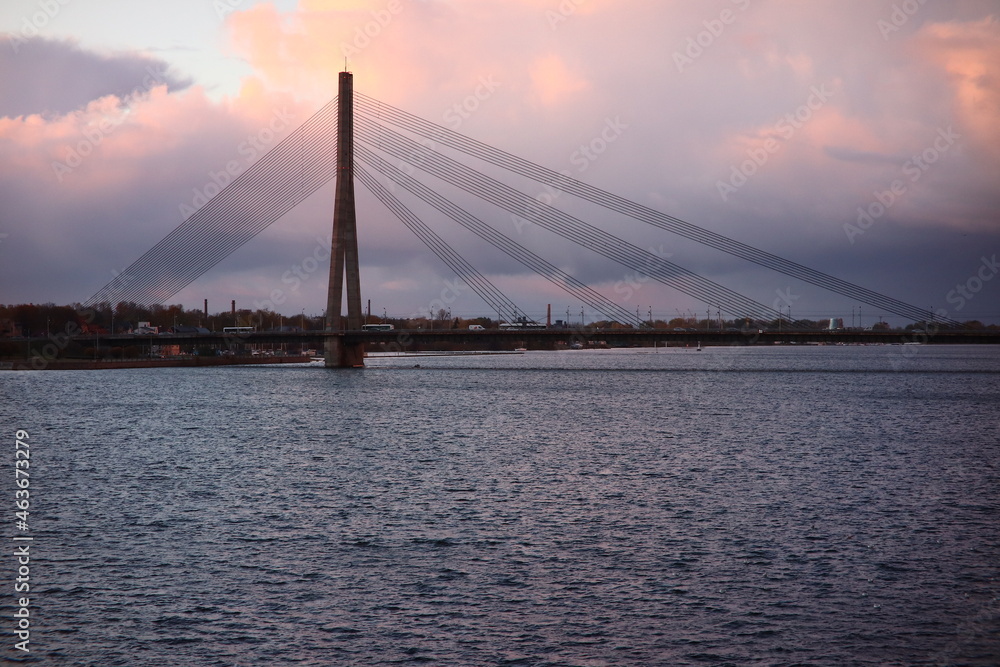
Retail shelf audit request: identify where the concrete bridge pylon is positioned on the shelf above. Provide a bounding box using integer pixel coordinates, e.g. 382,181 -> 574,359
324,70 -> 366,368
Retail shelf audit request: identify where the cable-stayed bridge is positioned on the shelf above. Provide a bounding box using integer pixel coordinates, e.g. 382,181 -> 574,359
84,71 -> 958,367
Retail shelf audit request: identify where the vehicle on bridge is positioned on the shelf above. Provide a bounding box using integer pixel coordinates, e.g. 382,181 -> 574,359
499,321 -> 546,330
362,324 -> 394,331
223,326 -> 255,334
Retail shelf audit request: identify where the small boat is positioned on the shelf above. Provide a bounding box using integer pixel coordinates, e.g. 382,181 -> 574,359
514,347 -> 527,352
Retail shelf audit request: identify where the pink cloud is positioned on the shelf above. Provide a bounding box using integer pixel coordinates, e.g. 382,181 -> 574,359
913,16 -> 1000,156
2,1 -> 998,320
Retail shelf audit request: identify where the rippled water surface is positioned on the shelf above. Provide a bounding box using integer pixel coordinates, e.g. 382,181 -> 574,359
1,345 -> 998,665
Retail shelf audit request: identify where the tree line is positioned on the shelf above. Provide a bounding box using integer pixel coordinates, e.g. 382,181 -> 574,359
1,302 -> 995,339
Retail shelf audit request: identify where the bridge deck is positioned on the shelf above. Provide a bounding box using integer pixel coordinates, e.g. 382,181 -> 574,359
55,328 -> 1000,348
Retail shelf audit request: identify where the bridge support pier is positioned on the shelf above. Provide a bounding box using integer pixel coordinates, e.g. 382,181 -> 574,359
325,335 -> 365,368
325,70 -> 365,368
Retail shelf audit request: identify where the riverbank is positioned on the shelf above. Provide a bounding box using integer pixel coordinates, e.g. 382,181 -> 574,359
0,355 -> 312,371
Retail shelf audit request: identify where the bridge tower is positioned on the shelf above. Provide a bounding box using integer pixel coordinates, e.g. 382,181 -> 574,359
325,70 -> 366,368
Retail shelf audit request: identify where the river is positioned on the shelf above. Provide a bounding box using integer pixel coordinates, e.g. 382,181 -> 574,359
1,345 -> 998,665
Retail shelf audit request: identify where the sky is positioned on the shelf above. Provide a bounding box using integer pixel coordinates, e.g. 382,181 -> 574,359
1,0 -> 999,326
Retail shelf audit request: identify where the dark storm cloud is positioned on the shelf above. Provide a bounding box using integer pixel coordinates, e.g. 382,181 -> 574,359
0,35 -> 192,118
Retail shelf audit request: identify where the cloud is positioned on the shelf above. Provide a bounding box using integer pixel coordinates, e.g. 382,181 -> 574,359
0,36 -> 317,310
0,35 -> 192,118
913,16 -> 1000,157
822,146 -> 905,166
1,1 -> 998,325
528,54 -> 591,107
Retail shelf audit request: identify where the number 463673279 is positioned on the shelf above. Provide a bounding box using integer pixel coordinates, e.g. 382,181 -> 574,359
15,430 -> 29,529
